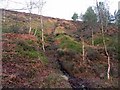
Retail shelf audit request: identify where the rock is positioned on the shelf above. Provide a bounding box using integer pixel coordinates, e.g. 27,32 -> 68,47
60,75 -> 68,80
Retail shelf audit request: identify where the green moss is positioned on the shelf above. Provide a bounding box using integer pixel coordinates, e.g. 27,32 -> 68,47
26,50 -> 38,58
55,34 -> 82,53
38,52 -> 48,64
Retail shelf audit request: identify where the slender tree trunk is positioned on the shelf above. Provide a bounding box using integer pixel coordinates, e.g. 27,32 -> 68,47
81,37 -> 85,64
26,0 -> 33,34
3,9 -> 6,23
101,22 -> 110,80
29,13 -> 32,34
82,40 -> 85,63
34,27 -> 38,36
40,14 -> 45,52
91,27 -> 94,46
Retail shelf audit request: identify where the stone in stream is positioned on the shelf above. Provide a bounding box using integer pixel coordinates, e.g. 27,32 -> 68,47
60,75 -> 69,80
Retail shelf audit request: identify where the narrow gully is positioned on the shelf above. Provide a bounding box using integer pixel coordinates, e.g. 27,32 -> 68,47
57,59 -> 89,89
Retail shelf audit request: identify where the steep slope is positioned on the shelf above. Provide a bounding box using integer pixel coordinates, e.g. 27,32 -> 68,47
1,9 -> 119,88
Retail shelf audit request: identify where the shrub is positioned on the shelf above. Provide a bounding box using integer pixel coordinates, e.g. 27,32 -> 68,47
16,39 -> 36,51
35,29 -> 42,39
16,39 -> 48,64
86,48 -> 100,61
117,45 -> 120,60
2,26 -> 12,33
26,40 -> 34,45
42,73 -> 67,88
57,50 -> 65,57
94,37 -> 104,46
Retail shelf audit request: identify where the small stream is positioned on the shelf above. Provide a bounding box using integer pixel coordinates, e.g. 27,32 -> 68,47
57,59 -> 90,89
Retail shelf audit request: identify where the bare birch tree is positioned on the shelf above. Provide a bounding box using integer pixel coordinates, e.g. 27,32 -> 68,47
26,0 -> 34,34
80,30 -> 85,64
96,0 -> 111,80
34,0 -> 46,52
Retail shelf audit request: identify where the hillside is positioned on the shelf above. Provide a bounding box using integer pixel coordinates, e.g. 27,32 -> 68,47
1,9 -> 119,89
